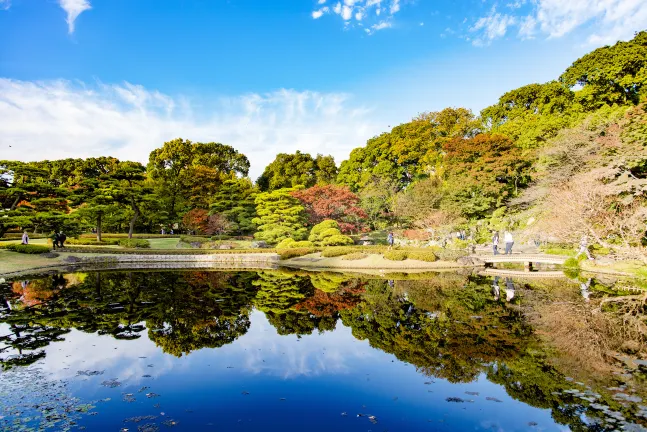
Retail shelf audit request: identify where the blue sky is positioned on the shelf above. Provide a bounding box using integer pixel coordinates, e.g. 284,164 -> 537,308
1,0 -> 645,178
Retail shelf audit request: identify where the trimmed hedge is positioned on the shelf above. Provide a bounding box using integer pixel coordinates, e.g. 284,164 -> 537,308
342,252 -> 368,261
80,233 -> 182,239
321,235 -> 354,247
407,251 -> 438,262
67,238 -> 120,246
58,247 -> 278,255
276,238 -> 315,249
278,248 -> 317,260
118,239 -> 151,248
3,244 -> 51,254
384,250 -> 408,261
321,247 -> 358,258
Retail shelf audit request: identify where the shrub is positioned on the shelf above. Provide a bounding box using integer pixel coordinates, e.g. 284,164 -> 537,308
434,249 -> 468,261
67,238 -> 120,246
321,235 -> 354,247
180,235 -> 211,244
321,247 -> 357,258
277,239 -> 315,249
4,244 -> 51,254
118,239 -> 151,248
384,250 -> 408,261
342,252 -> 368,261
564,257 -> 580,268
309,220 -> 341,244
278,248 -> 317,260
407,251 -> 438,262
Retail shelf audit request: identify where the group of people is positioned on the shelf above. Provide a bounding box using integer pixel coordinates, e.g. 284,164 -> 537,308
491,276 -> 516,302
491,231 -> 515,255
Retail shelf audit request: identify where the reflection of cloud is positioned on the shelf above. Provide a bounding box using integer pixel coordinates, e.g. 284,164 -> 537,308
216,311 -> 379,378
38,328 -> 174,383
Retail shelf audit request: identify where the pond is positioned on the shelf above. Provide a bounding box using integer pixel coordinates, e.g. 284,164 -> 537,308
0,269 -> 646,431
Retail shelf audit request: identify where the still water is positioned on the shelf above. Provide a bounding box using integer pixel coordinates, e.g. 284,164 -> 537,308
0,270 -> 645,431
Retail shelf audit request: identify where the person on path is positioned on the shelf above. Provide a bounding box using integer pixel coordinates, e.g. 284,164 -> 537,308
51,232 -> 59,250
21,230 -> 29,245
492,231 -> 499,255
576,235 -> 593,260
504,231 -> 514,255
492,276 -> 501,301
504,277 -> 515,302
58,231 -> 67,248
580,278 -> 592,303
387,232 -> 394,249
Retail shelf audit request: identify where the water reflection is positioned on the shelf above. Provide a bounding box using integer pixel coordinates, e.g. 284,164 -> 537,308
0,270 -> 645,431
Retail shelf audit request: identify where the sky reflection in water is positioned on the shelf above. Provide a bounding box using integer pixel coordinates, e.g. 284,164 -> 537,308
0,270 -> 643,431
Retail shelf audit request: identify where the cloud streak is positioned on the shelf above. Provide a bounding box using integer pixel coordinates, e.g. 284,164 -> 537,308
58,0 -> 91,33
0,78 -> 379,179
470,0 -> 647,46
311,0 -> 403,35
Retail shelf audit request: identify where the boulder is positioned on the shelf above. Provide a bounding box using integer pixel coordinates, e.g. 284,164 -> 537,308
457,256 -> 485,266
219,245 -> 232,250
251,241 -> 269,249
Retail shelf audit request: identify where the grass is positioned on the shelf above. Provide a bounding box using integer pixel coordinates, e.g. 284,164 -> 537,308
147,238 -> 180,249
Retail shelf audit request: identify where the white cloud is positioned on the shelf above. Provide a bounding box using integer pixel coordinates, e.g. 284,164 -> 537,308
312,0 -> 401,34
318,0 -> 327,4
0,78 -> 379,179
471,0 -> 647,46
0,0 -> 10,11
58,0 -> 91,34
312,6 -> 329,19
470,8 -> 517,46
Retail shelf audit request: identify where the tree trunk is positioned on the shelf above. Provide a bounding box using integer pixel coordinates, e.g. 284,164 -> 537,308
10,193 -> 22,211
128,198 -> 141,239
96,212 -> 102,242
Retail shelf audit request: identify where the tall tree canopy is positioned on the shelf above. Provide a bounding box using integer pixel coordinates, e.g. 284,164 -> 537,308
147,138 -> 250,221
256,151 -> 337,191
290,184 -> 367,233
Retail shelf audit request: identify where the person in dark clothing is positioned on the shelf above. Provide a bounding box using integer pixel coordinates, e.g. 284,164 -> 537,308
58,231 -> 67,248
51,232 -> 59,250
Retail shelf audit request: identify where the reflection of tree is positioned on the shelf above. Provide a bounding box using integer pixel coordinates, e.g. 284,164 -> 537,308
340,276 -> 532,383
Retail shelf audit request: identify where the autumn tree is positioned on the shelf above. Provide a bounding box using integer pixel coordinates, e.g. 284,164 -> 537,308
182,208 -> 210,234
291,184 -> 367,233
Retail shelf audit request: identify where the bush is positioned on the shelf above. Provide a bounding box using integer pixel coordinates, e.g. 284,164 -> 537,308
278,248 -> 317,260
321,247 -> 357,258
342,252 -> 368,261
309,220 -> 341,244
407,251 -> 438,262
67,238 -> 120,246
118,239 -> 151,249
277,239 -> 315,249
434,249 -> 468,261
384,250 -> 408,261
321,235 -> 354,247
180,235 -> 211,244
564,257 -> 580,268
4,244 -> 51,254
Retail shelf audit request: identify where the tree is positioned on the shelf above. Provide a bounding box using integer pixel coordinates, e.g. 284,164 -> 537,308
393,177 -> 444,227
337,107 -> 478,191
440,134 -> 532,219
110,161 -> 154,238
291,184 -> 367,233
359,177 -> 400,230
182,209 -> 210,234
205,213 -> 234,236
209,178 -> 258,235
252,188 -> 308,243
256,151 -> 337,191
560,31 -> 647,109
147,138 -> 250,222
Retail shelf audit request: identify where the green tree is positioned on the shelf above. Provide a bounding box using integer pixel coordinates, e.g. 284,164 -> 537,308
252,187 -> 308,243
209,178 -> 258,234
257,151 -> 337,191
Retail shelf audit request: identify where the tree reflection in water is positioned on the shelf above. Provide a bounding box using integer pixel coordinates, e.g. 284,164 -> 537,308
0,270 -> 645,430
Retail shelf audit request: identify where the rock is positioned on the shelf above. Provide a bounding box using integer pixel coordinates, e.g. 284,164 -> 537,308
219,245 -> 232,250
457,256 -> 484,266
63,255 -> 83,263
251,241 -> 268,249
190,242 -> 202,248
41,252 -> 60,259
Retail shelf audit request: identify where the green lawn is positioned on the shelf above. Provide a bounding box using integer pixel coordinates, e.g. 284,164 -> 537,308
146,238 -> 180,249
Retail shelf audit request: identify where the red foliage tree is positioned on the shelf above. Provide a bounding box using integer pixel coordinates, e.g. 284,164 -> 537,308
291,184 -> 368,233
181,208 -> 209,234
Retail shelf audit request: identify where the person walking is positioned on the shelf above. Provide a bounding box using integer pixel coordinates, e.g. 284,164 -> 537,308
492,231 -> 499,255
21,230 -> 29,245
504,277 -> 515,302
504,231 -> 514,255
58,231 -> 67,248
387,232 -> 394,249
576,235 -> 593,260
51,232 -> 59,250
